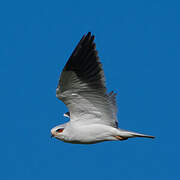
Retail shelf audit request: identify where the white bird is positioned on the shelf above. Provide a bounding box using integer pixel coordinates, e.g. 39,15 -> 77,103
51,32 -> 155,144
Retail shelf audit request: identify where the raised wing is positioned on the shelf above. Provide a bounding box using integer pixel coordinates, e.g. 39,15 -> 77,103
56,32 -> 118,127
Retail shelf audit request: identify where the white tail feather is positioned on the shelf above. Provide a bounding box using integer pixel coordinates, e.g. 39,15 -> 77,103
118,129 -> 155,139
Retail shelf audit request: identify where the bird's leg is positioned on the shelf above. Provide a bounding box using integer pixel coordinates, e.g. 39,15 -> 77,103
115,136 -> 128,141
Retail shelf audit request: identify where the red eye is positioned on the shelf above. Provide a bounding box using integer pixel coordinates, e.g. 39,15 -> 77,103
56,128 -> 64,133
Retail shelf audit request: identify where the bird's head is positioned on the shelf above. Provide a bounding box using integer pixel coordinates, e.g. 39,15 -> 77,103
51,124 -> 66,140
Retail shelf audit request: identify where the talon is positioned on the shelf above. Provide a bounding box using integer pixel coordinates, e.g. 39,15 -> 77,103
115,136 -> 128,141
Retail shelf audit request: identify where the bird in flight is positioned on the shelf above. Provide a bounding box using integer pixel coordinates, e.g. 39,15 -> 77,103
51,32 -> 155,144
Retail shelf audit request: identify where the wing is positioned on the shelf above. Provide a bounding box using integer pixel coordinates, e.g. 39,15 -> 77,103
56,32 -> 118,127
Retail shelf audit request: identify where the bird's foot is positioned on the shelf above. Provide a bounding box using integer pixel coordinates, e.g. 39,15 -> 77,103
115,136 -> 128,141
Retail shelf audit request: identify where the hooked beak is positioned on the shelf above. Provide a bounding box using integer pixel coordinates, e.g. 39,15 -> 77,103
51,132 -> 55,138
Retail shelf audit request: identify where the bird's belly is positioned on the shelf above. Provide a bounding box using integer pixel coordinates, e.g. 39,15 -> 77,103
63,124 -> 118,144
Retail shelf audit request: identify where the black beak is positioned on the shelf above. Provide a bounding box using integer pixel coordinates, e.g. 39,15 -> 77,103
51,134 -> 54,138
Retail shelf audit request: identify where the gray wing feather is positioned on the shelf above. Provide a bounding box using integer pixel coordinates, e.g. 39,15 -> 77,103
108,91 -> 118,127
56,32 -> 118,127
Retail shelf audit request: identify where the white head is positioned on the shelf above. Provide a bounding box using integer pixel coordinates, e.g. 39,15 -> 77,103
51,124 -> 66,141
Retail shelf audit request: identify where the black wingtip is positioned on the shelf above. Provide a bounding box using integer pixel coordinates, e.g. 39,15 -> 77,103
84,32 -> 95,40
87,32 -> 91,36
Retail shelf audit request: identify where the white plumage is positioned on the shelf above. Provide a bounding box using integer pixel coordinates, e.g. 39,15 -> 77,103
51,32 -> 154,144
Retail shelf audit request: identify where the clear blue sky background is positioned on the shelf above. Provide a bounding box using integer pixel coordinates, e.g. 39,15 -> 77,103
0,0 -> 179,179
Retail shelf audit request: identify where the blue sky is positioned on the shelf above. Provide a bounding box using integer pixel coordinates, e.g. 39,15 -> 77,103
0,0 -> 180,179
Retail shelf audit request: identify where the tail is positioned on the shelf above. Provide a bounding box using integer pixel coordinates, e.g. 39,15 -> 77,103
117,129 -> 155,140
131,132 -> 155,139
